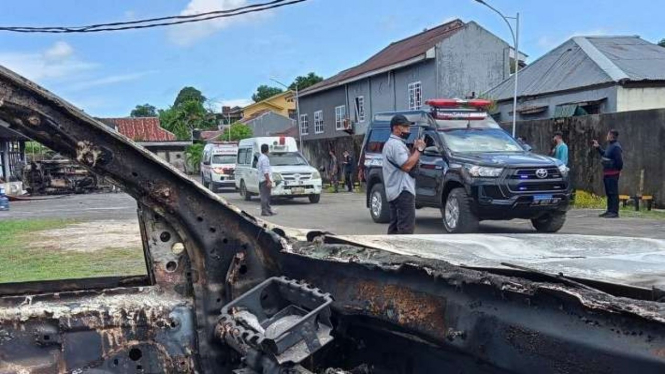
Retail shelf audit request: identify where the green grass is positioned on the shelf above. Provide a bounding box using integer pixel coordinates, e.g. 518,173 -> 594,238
573,190 -> 665,220
0,219 -> 146,283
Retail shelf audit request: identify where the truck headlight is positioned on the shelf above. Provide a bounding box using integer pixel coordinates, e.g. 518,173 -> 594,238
312,171 -> 321,180
466,165 -> 504,178
558,164 -> 569,177
272,173 -> 283,182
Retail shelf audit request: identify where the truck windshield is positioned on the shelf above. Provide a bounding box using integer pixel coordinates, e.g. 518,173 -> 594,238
439,128 -> 524,153
212,155 -> 237,164
268,152 -> 309,166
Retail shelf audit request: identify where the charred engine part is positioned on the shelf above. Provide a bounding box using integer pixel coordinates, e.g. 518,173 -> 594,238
22,157 -> 116,195
217,277 -> 334,374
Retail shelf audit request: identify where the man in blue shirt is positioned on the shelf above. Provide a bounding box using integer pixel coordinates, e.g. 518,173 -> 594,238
552,131 -> 569,166
593,129 -> 624,218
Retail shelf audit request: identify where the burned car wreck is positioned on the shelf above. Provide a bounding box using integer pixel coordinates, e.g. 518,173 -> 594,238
0,65 -> 664,374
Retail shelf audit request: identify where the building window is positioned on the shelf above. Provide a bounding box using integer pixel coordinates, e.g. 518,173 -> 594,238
335,105 -> 346,130
408,81 -> 422,110
314,110 -> 324,134
356,96 -> 365,122
300,114 -> 309,135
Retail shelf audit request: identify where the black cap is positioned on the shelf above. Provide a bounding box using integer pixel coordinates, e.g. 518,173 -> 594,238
390,114 -> 412,130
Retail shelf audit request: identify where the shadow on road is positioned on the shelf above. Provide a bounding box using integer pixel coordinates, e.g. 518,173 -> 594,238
416,217 -> 536,234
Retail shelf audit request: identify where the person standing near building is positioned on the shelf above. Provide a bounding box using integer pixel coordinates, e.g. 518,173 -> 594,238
552,131 -> 569,166
593,129 -> 623,218
342,150 -> 355,192
382,114 -> 426,235
257,144 -> 275,216
328,150 -> 339,193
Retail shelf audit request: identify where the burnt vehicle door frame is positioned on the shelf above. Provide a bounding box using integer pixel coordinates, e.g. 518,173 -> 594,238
1,65 -> 665,373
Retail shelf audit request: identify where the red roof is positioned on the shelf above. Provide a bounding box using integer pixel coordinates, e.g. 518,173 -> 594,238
301,19 -> 465,95
102,117 -> 176,142
200,130 -> 225,141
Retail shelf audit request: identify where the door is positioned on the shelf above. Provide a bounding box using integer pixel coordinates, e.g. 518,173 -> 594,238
416,131 -> 447,207
247,151 -> 260,194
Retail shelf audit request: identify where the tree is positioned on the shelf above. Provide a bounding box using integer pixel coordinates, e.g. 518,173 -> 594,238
159,100 -> 217,140
218,122 -> 253,141
174,86 -> 206,107
252,85 -> 283,102
130,104 -> 157,117
289,72 -> 323,91
184,143 -> 204,174
659,39 -> 665,48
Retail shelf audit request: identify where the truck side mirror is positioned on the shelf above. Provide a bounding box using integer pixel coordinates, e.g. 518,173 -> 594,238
423,146 -> 441,157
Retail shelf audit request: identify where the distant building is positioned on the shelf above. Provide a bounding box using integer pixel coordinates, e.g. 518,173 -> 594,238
240,110 -> 296,137
241,91 -> 296,120
297,19 -> 520,168
0,122 -> 27,194
486,36 -> 665,122
99,117 -> 192,167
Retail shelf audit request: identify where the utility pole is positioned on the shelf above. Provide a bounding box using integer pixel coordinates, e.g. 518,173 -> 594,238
475,0 -> 520,137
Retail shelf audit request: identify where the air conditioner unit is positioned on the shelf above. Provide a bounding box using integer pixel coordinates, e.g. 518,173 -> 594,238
342,119 -> 354,135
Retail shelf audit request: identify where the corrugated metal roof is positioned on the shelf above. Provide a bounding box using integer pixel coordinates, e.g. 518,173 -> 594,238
300,19 -> 466,96
486,36 -> 665,101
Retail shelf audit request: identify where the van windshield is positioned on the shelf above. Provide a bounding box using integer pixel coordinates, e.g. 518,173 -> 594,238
212,155 -> 237,164
268,152 -> 309,166
438,128 -> 524,153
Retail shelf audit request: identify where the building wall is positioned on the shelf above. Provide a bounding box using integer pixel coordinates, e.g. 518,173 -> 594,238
299,86 -> 347,141
616,86 -> 665,112
245,112 -> 295,137
393,61 -> 437,111
243,92 -> 295,119
494,85 -> 619,123
436,22 -> 511,99
346,78 -> 371,135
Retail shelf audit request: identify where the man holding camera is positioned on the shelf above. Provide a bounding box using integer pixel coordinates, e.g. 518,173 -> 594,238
382,114 -> 426,235
593,129 -> 623,218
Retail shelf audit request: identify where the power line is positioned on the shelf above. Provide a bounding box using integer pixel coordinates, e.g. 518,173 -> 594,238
0,0 -> 307,33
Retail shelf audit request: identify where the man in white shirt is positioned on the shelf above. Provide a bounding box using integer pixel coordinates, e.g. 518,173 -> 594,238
257,144 -> 275,216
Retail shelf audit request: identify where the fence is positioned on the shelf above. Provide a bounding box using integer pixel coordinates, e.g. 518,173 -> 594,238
503,108 -> 665,207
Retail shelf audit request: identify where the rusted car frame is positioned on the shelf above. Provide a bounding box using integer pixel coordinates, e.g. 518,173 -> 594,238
0,65 -> 664,373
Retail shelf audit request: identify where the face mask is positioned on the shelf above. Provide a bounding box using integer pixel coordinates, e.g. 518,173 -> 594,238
399,130 -> 411,140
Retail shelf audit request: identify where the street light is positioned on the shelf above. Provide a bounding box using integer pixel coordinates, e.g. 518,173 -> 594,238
270,78 -> 302,149
475,0 -> 520,138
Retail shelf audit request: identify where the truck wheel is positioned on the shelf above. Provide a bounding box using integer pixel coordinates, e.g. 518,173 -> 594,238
240,180 -> 252,201
202,174 -> 209,188
531,213 -> 566,233
442,187 -> 479,233
308,194 -> 321,204
369,183 -> 390,223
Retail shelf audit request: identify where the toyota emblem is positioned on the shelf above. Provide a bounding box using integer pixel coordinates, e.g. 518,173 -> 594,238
535,169 -> 548,179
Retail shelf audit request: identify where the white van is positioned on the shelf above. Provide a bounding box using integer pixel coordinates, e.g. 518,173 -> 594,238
201,142 -> 238,192
235,137 -> 322,203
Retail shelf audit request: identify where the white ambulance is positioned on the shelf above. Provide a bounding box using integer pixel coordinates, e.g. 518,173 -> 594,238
234,137 -> 322,203
200,142 -> 238,192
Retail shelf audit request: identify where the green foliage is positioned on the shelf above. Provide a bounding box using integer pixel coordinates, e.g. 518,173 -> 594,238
159,100 -> 217,140
658,39 -> 665,47
185,143 -> 205,173
25,141 -> 49,155
290,72 -> 324,91
252,85 -> 284,102
130,103 -> 157,117
174,86 -> 206,107
573,190 -> 607,209
219,122 -> 253,141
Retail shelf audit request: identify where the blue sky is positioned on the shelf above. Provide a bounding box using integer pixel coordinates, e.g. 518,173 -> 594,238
0,0 -> 662,117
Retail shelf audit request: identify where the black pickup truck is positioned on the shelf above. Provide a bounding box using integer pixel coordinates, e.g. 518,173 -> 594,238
359,99 -> 573,233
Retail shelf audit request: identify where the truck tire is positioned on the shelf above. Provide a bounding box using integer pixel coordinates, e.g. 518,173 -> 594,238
369,183 -> 390,223
308,194 -> 321,204
202,173 -> 209,188
442,187 -> 479,233
531,213 -> 566,233
240,180 -> 252,201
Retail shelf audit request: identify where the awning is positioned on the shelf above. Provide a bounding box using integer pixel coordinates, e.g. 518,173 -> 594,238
517,105 -> 548,115
554,98 -> 606,118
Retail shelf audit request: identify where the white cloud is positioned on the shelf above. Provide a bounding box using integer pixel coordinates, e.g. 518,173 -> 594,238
0,41 -> 97,81
209,98 -> 252,111
67,71 -> 157,91
168,0 -> 270,46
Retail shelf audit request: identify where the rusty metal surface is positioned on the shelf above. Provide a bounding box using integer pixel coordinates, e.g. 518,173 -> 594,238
1,63 -> 665,373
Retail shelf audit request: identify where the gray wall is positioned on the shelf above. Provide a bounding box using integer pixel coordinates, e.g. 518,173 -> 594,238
502,109 -> 665,207
494,85 -> 619,122
393,61 -> 437,111
299,86 -> 347,141
347,78 -> 371,135
437,21 -> 511,99
245,112 -> 295,137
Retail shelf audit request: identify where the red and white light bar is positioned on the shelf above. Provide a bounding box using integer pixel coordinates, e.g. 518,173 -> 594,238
426,98 -> 492,109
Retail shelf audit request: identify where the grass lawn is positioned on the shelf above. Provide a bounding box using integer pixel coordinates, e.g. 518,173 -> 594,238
0,219 -> 146,283
573,190 -> 665,220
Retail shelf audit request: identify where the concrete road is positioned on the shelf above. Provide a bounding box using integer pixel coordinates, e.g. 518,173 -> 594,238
3,189 -> 663,239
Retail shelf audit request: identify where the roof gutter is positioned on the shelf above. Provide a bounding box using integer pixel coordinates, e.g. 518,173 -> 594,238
573,37 -> 629,82
300,48 -> 436,97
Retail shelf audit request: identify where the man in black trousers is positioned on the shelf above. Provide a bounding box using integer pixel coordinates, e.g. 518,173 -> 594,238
593,129 -> 624,218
